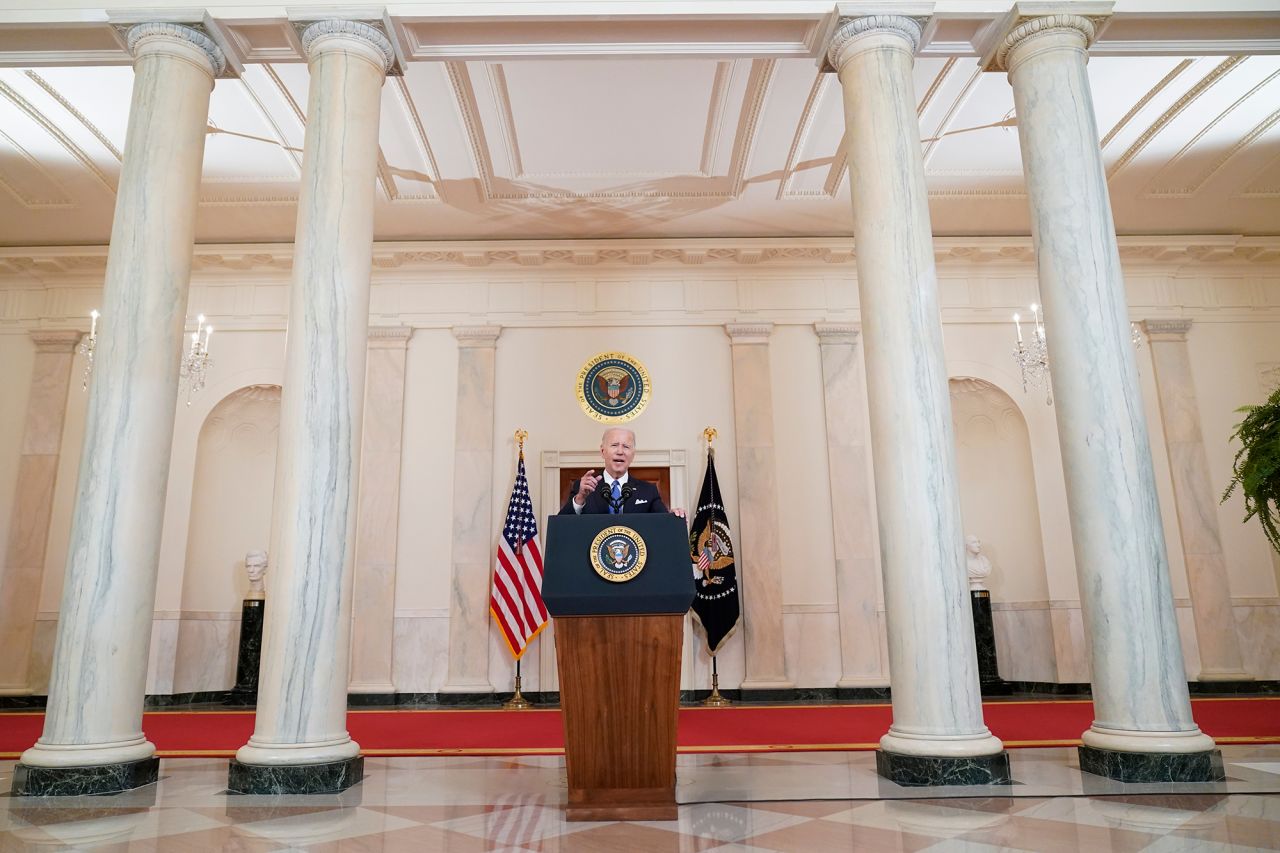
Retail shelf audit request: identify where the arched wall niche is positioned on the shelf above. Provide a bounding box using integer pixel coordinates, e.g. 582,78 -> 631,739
949,375 -> 1058,682
171,383 -> 281,694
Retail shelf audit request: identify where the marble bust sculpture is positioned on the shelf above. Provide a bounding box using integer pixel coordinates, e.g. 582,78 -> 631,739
965,535 -> 992,592
245,550 -> 268,600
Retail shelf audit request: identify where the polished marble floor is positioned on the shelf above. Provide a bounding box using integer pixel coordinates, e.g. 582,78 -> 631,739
1,747 -> 1278,850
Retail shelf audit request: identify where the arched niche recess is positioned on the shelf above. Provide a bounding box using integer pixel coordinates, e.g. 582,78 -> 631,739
172,384 -> 281,694
949,376 -> 1057,682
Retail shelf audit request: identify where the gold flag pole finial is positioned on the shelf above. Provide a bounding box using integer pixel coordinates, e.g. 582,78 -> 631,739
515,428 -> 528,455
703,427 -> 717,459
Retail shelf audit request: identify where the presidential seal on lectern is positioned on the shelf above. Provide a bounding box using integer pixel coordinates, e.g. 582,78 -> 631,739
590,525 -> 648,583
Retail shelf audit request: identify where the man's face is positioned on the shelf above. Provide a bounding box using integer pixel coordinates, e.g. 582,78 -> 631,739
600,429 -> 635,478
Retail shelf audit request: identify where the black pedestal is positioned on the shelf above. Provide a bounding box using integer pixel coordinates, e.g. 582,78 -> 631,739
970,590 -> 1010,695
225,599 -> 264,706
876,750 -> 1012,786
11,756 -> 160,796
1078,745 -> 1226,783
227,756 -> 364,795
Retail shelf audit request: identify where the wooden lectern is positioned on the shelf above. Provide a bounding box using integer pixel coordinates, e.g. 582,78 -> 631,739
543,513 -> 695,821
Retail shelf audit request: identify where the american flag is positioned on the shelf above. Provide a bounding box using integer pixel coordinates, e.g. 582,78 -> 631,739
489,452 -> 548,659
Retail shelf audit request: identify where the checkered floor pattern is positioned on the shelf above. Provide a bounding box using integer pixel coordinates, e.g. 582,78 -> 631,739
3,749 -> 1279,851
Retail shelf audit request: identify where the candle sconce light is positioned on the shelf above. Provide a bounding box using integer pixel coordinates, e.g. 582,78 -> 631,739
179,313 -> 214,405
78,309 -> 100,390
1011,303 -> 1143,407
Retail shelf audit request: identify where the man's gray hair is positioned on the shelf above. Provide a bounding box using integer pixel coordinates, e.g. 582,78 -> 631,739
600,427 -> 636,446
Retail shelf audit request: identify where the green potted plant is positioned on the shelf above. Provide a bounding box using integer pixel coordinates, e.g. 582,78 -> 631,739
1223,386 -> 1280,554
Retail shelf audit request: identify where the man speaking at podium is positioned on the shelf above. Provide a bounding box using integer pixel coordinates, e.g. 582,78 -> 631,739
560,427 -> 686,519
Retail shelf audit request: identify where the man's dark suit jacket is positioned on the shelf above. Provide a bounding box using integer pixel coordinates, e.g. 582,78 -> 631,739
558,477 -> 669,515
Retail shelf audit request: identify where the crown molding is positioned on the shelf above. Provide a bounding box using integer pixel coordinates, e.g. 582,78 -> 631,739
3,236 -> 1279,282
1142,318 -> 1193,340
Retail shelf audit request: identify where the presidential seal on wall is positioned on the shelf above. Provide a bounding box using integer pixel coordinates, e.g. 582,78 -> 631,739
590,525 -> 648,583
576,351 -> 651,423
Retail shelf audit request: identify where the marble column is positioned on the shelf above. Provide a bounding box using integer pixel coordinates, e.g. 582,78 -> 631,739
829,14 -> 1007,785
813,323 -> 884,688
442,326 -> 501,697
230,19 -> 392,795
724,323 -> 792,695
349,326 -> 413,699
988,10 -> 1219,781
0,331 -> 81,696
11,23 -> 223,797
1144,319 -> 1250,681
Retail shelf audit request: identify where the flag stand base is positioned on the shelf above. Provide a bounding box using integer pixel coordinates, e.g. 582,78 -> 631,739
702,669 -> 731,707
503,672 -> 532,710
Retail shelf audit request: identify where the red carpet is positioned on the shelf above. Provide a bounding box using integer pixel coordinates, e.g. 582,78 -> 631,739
1,698 -> 1276,758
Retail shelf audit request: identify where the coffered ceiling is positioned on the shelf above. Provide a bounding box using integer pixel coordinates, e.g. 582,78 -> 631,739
0,3 -> 1278,246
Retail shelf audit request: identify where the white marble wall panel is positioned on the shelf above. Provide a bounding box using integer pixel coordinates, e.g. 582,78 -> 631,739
1049,606 -> 1091,684
350,327 -> 412,694
1235,603 -> 1280,679
390,613 -> 450,693
781,608 -> 843,689
1145,319 -> 1251,679
26,617 -> 58,695
144,618 -> 179,695
725,323 -> 792,690
991,605 -> 1057,683
171,617 -> 239,694
814,324 -> 885,687
0,331 -> 78,694
443,326 -> 500,694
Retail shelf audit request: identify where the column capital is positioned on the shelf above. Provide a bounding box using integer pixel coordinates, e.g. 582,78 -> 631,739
1142,318 -> 1193,341
827,13 -> 927,72
453,325 -> 501,348
367,325 -> 413,349
126,22 -> 226,77
982,4 -> 1111,74
30,330 -> 83,353
725,322 -> 774,345
814,322 -> 861,346
299,19 -> 395,74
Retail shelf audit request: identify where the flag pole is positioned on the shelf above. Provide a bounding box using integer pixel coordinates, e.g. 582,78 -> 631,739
503,428 -> 533,711
700,426 -> 732,708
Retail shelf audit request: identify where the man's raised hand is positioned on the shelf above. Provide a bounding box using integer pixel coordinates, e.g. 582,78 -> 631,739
576,469 -> 601,505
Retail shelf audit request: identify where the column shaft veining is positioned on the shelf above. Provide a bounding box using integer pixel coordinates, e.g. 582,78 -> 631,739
813,324 -> 885,687
232,20 -> 392,790
349,326 -> 414,695
0,331 -> 82,695
1143,319 -> 1250,681
14,23 -> 223,794
828,14 -> 1005,778
988,9 -> 1216,772
725,323 -> 792,692
443,325 -> 501,695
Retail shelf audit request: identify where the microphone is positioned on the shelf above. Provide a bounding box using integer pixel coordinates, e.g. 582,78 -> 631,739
608,483 -> 634,514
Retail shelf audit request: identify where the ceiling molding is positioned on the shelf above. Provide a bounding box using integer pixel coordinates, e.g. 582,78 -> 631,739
1108,55 -> 1245,179
0,77 -> 115,195
2,236 -> 1278,281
